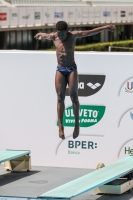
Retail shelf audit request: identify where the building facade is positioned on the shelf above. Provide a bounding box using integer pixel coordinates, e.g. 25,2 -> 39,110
0,0 -> 133,49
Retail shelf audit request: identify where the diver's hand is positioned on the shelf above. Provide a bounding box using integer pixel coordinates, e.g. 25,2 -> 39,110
107,24 -> 115,32
34,33 -> 42,40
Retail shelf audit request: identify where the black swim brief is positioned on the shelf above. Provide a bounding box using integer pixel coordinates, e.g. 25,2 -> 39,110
56,65 -> 77,76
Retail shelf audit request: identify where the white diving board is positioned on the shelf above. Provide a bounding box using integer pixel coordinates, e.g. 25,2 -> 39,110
40,156 -> 133,199
0,149 -> 31,163
0,150 -> 31,171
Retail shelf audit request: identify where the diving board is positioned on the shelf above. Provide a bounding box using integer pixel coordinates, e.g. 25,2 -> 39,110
40,156 -> 133,199
0,150 -> 31,171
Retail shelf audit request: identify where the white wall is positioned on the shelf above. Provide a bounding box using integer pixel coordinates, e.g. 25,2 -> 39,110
0,51 -> 133,169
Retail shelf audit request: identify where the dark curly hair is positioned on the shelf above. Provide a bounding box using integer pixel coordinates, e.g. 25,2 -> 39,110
56,21 -> 68,31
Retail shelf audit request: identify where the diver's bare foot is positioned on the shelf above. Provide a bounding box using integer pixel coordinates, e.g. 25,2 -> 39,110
73,126 -> 79,139
59,126 -> 65,140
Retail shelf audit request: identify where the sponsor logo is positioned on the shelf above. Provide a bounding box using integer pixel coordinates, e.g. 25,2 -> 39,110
68,150 -> 80,154
82,11 -> 89,18
130,112 -> 133,120
66,75 -> 105,97
0,13 -> 7,21
87,82 -> 101,89
68,12 -> 74,18
54,12 -> 63,18
121,11 -> 126,17
57,105 -> 106,127
68,140 -> 97,154
68,140 -> 97,149
119,77 -> 133,95
125,147 -> 133,155
22,14 -> 30,19
119,108 -> 133,127
113,11 -> 118,16
118,139 -> 133,158
12,13 -> 17,17
11,13 -> 17,21
103,11 -> 110,17
45,12 -> 49,18
125,81 -> 133,93
129,12 -> 133,16
77,12 -> 81,18
35,12 -> 40,19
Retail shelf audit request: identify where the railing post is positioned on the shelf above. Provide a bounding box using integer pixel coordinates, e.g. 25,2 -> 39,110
108,46 -> 111,52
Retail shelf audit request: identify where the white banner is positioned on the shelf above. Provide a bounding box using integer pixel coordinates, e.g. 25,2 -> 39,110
131,7 -> 133,22
94,7 -> 101,23
111,6 -> 119,23
68,7 -> 75,23
47,7 -> 54,24
88,7 -> 94,23
101,7 -> 110,23
104,7 -> 112,23
127,7 -> 133,22
19,7 -> 27,26
0,51 -> 133,169
120,7 -> 127,22
75,7 -> 82,24
42,7 -> 48,25
0,8 -> 1,26
54,7 -> 64,24
82,7 -> 89,23
117,7 -> 122,22
34,7 -> 42,25
100,7 -> 105,23
9,8 -> 18,26
62,7 -> 69,23
26,7 -> 34,26
0,7 -> 9,26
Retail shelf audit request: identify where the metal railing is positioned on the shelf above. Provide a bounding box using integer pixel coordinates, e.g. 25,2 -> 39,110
108,46 -> 133,52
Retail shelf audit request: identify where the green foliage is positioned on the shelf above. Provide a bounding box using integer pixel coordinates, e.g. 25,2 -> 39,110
74,40 -> 133,51
42,40 -> 133,51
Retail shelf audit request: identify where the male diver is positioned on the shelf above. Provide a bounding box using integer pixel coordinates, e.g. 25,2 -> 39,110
34,21 -> 115,139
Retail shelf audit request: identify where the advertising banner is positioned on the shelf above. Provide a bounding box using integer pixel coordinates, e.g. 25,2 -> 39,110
0,7 -> 4,26
62,7 -> 69,23
34,7 -> 42,25
1,6 -> 133,28
0,53 -> 133,169
42,7 -> 48,24
9,8 -> 18,26
0,7 -> 9,26
54,7 -> 64,24
117,7 -> 122,22
88,7 -> 94,23
26,7 -> 34,26
120,7 -> 127,22
99,7 -> 104,23
101,7 -> 111,23
19,7 -> 27,26
103,7 -> 112,23
47,7 -> 54,24
94,7 -> 101,23
130,7 -> 133,22
127,7 -> 133,22
68,7 -> 75,23
82,7 -> 89,23
111,6 -> 118,23
75,7 -> 82,24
